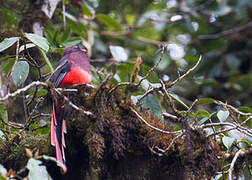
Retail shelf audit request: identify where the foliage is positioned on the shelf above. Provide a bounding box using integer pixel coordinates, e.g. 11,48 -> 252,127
0,0 -> 252,179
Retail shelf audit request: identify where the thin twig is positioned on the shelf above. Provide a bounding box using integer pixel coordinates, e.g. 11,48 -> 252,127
228,149 -> 244,180
160,79 -> 178,114
137,46 -> 165,87
214,100 -> 252,116
22,90 -> 28,123
198,21 -> 252,39
207,127 -> 237,138
154,132 -> 184,153
169,55 -> 202,87
10,39 -> 20,77
54,88 -> 93,116
130,107 -> 181,134
108,46 -> 165,94
0,81 -> 47,101
186,99 -> 198,114
241,116 -> 252,125
162,112 -> 178,120
202,122 -> 252,138
136,86 -> 162,106
99,73 -> 113,89
62,0 -> 66,30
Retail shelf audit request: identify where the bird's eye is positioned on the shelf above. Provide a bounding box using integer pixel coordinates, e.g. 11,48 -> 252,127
74,45 -> 79,49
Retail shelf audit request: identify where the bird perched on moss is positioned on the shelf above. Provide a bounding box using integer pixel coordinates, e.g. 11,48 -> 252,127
49,45 -> 91,173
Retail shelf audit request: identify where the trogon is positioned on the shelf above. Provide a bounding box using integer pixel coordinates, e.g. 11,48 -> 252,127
49,45 -> 92,173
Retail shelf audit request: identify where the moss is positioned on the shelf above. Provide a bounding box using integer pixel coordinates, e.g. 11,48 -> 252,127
1,84 -> 222,179
0,132 -> 49,170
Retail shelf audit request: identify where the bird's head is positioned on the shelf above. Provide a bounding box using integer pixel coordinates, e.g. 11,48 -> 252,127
64,45 -> 88,55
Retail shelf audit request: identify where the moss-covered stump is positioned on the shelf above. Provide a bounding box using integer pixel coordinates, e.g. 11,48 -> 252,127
0,84 -> 221,179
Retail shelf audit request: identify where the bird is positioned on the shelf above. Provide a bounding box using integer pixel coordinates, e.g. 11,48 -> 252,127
49,45 -> 92,173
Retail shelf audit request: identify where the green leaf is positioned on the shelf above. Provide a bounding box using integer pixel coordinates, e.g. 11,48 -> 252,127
198,117 -> 210,125
240,140 -> 252,147
217,110 -> 229,122
0,37 -> 20,52
27,158 -> 52,180
238,106 -> 252,113
0,58 -> 15,75
197,98 -> 215,105
96,14 -> 121,30
222,136 -> 235,149
191,110 -> 211,118
0,103 -> 8,123
39,49 -> 54,73
0,164 -> 7,176
82,4 -> 92,17
36,89 -> 48,97
0,55 -> 12,63
169,93 -> 189,109
109,45 -> 128,62
142,94 -> 163,119
19,43 -> 36,53
12,61 -> 29,86
25,33 -> 49,52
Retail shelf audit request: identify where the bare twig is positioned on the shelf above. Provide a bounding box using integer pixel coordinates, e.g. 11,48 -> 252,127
99,73 -> 113,89
241,116 -> 252,126
187,99 -> 198,114
130,107 -> 181,134
108,46 -> 165,94
169,55 -> 202,87
62,0 -> 66,30
162,112 -> 178,120
22,90 -> 28,122
202,122 -> 252,138
10,39 -> 20,77
24,43 -> 42,80
136,86 -> 162,106
228,149 -> 244,180
154,132 -> 184,154
207,127 -> 236,138
137,46 -> 165,87
54,88 -> 93,116
214,100 -> 252,117
198,21 -> 252,39
160,79 -> 178,114
0,81 -> 47,101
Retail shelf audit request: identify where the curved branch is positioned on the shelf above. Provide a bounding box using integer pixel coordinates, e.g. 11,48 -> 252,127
0,81 -> 47,101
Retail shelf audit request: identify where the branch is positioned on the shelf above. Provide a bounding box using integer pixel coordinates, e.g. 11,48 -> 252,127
162,112 -> 178,121
130,107 -> 181,135
198,21 -> 252,39
228,149 -> 245,180
201,122 -> 252,138
214,100 -> 252,116
136,86 -> 161,106
169,55 -> 202,87
0,81 -> 47,101
160,79 -> 179,114
54,88 -> 93,117
108,46 -> 165,94
154,132 -> 184,154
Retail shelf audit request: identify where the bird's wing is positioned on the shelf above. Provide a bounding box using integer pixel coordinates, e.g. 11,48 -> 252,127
50,56 -> 70,88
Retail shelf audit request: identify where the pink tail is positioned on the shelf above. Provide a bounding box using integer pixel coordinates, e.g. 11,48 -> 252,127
51,104 -> 67,173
